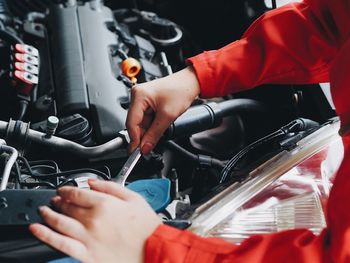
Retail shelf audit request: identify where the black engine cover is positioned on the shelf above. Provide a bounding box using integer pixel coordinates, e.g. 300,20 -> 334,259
48,2 -> 128,141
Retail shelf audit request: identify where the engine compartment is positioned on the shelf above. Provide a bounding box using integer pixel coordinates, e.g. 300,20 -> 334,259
0,0 -> 337,261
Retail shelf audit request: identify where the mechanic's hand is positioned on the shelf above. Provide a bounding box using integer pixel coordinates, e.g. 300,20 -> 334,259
29,180 -> 162,263
126,66 -> 200,154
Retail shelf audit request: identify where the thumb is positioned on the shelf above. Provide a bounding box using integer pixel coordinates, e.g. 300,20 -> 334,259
141,109 -> 175,155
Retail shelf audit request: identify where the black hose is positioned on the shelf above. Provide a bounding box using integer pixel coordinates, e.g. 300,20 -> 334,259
165,141 -> 225,169
0,120 -> 126,159
219,99 -> 270,116
0,28 -> 24,44
165,99 -> 270,140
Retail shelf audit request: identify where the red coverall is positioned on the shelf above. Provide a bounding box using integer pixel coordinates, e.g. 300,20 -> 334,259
145,0 -> 350,262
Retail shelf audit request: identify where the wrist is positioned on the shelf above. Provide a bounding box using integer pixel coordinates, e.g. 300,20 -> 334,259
184,65 -> 201,98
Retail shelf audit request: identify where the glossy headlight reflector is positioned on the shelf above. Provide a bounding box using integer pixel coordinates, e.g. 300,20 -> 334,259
190,120 -> 343,243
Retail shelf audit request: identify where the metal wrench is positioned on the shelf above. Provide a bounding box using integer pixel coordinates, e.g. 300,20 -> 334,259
114,147 -> 142,186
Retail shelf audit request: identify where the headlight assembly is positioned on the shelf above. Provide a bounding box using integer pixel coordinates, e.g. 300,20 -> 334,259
189,119 -> 343,244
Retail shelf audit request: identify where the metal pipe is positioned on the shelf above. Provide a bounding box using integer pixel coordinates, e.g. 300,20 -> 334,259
0,145 -> 18,191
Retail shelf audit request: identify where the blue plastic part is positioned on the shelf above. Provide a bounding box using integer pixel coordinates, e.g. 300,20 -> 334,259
127,179 -> 171,212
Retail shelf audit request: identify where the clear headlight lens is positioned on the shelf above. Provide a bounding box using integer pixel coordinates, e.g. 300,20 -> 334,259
190,120 -> 343,244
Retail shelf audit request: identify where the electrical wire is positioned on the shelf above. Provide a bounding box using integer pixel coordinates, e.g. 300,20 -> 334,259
17,100 -> 29,120
220,119 -> 313,183
272,0 -> 277,9
28,160 -> 60,173
21,181 -> 56,189
165,140 -> 226,170
57,178 -> 78,187
17,156 -> 111,180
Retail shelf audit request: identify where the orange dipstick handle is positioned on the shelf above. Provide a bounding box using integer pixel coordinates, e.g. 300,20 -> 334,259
121,57 -> 141,84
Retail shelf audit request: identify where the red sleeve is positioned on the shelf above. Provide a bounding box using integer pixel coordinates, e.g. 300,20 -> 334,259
144,1 -> 350,263
145,225 -> 329,263
187,0 -> 343,98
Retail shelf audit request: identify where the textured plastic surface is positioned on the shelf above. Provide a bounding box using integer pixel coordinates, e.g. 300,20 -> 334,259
48,3 -> 128,141
0,190 -> 56,226
127,179 -> 171,212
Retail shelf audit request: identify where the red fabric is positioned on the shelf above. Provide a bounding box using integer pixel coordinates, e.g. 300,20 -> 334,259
145,0 -> 350,262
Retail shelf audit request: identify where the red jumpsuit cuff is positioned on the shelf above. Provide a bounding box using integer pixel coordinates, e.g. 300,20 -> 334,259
187,51 -> 220,98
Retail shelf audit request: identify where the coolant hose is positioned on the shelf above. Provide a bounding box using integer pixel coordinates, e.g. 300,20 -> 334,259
164,99 -> 268,140
0,120 -> 125,159
219,99 -> 269,116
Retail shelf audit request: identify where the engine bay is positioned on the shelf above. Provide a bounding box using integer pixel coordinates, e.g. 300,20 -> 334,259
0,0 -> 337,261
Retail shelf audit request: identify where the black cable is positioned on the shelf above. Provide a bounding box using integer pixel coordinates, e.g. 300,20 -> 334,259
272,0 -> 277,9
28,160 -> 60,173
17,100 -> 29,120
12,161 -> 57,189
220,131 -> 285,183
21,181 -> 57,189
165,141 -> 226,170
57,178 -> 78,187
14,161 -> 21,189
219,119 -> 317,183
18,156 -> 111,180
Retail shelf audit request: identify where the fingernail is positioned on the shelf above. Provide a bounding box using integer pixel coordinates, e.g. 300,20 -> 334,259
29,224 -> 40,235
141,142 -> 153,155
88,178 -> 97,184
38,206 -> 47,213
50,196 -> 60,204
57,187 -> 68,194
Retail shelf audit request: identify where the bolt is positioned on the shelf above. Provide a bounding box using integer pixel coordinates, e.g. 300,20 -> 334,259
46,116 -> 59,138
18,213 -> 30,222
0,202 -> 8,209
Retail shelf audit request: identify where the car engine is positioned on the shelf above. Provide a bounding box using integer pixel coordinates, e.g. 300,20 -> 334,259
0,0 -> 337,261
